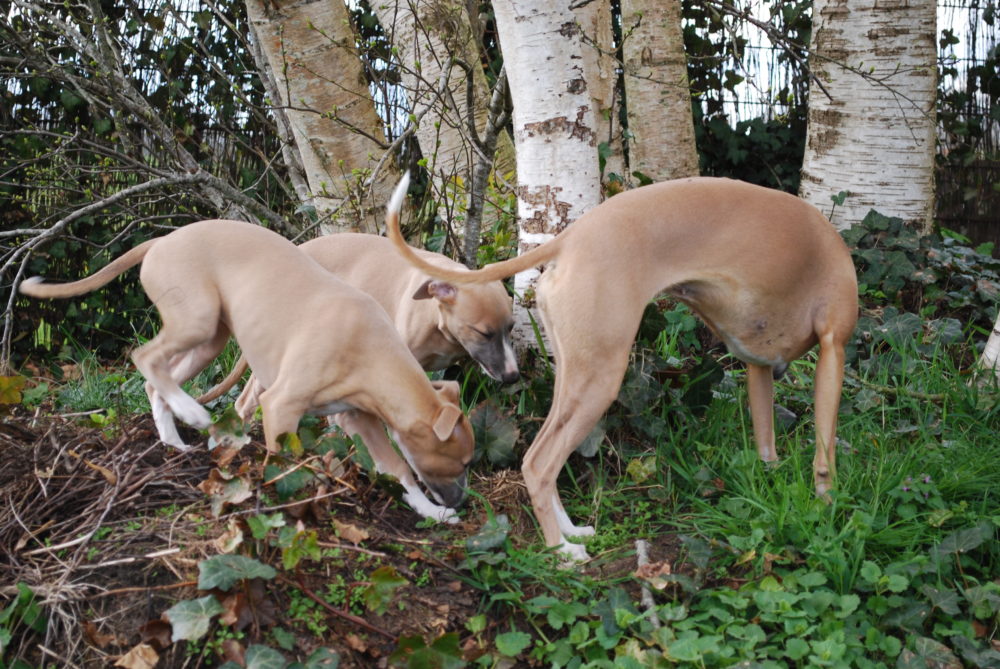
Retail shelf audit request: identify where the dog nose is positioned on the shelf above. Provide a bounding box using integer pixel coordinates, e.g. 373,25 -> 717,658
428,473 -> 467,509
501,369 -> 520,384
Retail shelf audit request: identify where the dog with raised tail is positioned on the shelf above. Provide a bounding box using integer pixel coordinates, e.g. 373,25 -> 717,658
384,173 -> 858,561
20,220 -> 475,522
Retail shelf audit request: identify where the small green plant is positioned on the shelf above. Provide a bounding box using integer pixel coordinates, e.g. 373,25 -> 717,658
0,583 -> 47,669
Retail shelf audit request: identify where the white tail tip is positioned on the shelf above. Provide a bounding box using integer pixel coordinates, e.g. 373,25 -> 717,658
388,171 -> 410,217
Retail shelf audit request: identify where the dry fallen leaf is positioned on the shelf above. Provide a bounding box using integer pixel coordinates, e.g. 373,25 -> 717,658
221,638 -> 245,664
83,620 -> 125,648
197,468 -> 253,517
332,518 -> 370,545
68,450 -> 118,485
345,633 -> 368,652
634,562 -> 672,590
138,619 -> 172,650
214,519 -> 244,554
113,643 -> 159,669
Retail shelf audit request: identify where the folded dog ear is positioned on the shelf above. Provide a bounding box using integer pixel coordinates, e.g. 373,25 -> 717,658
430,379 -> 461,403
432,403 -> 463,441
413,279 -> 458,304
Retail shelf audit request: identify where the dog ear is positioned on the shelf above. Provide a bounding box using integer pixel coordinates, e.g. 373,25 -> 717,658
412,279 -> 458,304
432,403 -> 463,441
430,379 -> 461,403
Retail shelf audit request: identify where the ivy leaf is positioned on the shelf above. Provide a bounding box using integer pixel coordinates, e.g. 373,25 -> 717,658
470,400 -> 519,467
263,463 -> 314,501
920,585 -> 962,616
389,633 -> 462,668
898,636 -> 962,668
495,630 -> 531,657
301,647 -> 341,668
163,595 -> 224,642
575,422 -> 604,458
931,522 -> 992,562
198,555 -> 276,592
247,512 -> 286,540
244,645 -> 287,669
466,514 -> 510,552
362,566 -> 408,615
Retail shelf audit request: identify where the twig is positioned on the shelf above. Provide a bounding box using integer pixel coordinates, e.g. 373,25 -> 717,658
635,540 -> 660,629
90,580 -> 198,599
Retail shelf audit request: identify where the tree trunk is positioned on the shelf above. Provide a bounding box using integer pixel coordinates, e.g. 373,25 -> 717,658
620,0 -> 699,182
371,0 -> 515,242
575,0 -> 626,185
799,0 -> 937,232
980,311 -> 1000,379
493,0 -> 602,349
246,0 -> 394,233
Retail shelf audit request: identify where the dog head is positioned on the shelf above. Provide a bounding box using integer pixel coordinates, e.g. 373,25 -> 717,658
413,279 -> 519,384
394,380 -> 474,508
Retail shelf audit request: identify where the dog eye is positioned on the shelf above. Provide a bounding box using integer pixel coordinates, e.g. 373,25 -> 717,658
472,328 -> 494,340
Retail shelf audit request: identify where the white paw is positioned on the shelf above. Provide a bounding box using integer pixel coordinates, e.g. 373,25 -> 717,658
557,540 -> 591,564
553,494 -> 595,537
404,490 -> 460,524
169,393 -> 212,429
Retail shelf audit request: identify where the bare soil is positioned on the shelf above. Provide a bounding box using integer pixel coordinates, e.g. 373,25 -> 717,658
0,406 -> 677,668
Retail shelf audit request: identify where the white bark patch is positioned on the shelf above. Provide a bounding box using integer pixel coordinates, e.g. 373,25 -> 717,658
493,0 -> 603,349
799,0 -> 937,232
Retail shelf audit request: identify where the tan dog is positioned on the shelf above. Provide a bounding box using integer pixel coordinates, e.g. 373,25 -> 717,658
20,220 -> 474,519
385,174 -> 858,561
200,232 -> 517,434
197,233 -> 517,523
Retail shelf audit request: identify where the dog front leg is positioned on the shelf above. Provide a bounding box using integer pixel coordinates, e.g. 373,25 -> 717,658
334,410 -> 459,524
235,375 -> 263,422
258,390 -> 306,454
746,363 -> 777,463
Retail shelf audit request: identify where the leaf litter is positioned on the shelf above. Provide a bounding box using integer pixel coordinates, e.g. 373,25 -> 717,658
0,404 -> 561,667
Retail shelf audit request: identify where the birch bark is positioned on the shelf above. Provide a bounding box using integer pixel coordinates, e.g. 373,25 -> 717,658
372,0 -> 515,257
799,0 -> 937,232
980,312 -> 1000,379
493,0 -> 602,348
246,0 -> 394,232
620,0 -> 699,181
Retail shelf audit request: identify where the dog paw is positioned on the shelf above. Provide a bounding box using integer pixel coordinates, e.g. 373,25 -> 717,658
404,492 -> 459,524
557,540 -> 591,565
171,395 -> 212,429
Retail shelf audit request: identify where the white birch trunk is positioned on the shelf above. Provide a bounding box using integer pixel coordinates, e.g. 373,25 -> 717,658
980,311 -> 1000,379
246,0 -> 394,232
799,0 -> 937,232
493,0 -> 602,349
575,0 -> 626,183
372,0 -> 515,251
621,0 -> 699,181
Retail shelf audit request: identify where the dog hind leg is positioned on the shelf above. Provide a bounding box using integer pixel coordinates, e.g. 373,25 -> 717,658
143,327 -> 230,448
812,332 -> 847,499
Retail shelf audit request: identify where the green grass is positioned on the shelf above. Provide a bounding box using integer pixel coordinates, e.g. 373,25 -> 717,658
27,320 -> 1000,668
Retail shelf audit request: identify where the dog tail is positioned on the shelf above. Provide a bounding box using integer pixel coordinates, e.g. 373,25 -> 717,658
196,355 -> 249,404
385,172 -> 561,284
19,239 -> 158,299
